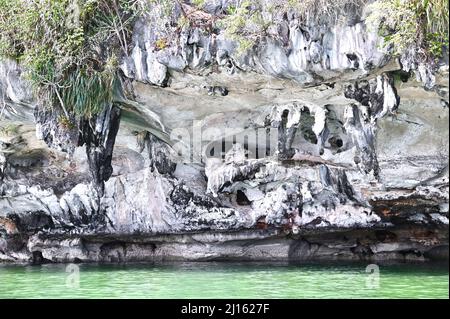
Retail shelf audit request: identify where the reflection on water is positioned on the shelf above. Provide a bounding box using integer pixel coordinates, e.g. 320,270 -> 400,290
0,262 -> 448,299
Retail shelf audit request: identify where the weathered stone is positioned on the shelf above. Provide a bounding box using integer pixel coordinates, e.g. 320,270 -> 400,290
0,1 -> 448,263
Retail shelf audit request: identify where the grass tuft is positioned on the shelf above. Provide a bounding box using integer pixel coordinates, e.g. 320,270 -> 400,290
367,0 -> 449,60
0,0 -> 144,118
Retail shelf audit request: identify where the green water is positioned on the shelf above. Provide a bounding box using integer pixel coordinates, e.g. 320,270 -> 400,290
0,262 -> 448,299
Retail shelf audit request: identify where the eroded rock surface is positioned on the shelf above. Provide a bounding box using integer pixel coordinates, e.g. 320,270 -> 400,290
0,1 -> 448,263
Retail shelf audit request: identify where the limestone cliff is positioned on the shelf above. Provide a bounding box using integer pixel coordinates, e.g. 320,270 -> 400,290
0,0 -> 448,263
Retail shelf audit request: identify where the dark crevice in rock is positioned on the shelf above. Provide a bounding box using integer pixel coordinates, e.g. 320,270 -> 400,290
35,102 -> 122,199
144,132 -> 177,175
299,107 -> 318,144
344,74 -> 400,116
34,106 -> 79,155
31,250 -> 52,265
328,136 -> 343,148
343,103 -> 380,177
99,241 -> 127,262
8,212 -> 54,233
78,104 -> 122,197
236,189 -> 251,206
206,86 -> 229,96
424,245 -> 450,261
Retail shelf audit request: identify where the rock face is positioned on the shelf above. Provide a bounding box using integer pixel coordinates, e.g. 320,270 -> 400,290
0,1 -> 448,263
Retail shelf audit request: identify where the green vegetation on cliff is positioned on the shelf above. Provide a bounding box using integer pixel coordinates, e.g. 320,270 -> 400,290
220,0 -> 448,59
368,0 -> 449,60
181,0 -> 448,59
0,0 -> 448,118
209,0 -> 368,53
0,0 -> 142,119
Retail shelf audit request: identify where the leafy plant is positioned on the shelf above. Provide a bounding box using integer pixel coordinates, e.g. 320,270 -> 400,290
285,0 -> 367,22
58,115 -> 76,129
367,0 -> 449,60
218,0 -> 367,55
148,0 -> 175,17
155,38 -> 168,51
0,123 -> 20,137
218,1 -> 267,54
0,0 -> 144,118
192,0 -> 206,8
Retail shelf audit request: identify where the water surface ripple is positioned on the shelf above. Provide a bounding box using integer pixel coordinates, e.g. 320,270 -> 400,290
0,262 -> 448,299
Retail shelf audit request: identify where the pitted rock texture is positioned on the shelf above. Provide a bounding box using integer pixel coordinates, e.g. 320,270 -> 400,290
121,0 -> 388,86
0,0 -> 448,263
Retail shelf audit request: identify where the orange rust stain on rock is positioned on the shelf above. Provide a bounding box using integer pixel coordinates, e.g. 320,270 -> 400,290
256,216 -> 268,230
0,217 -> 18,234
381,208 -> 392,216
